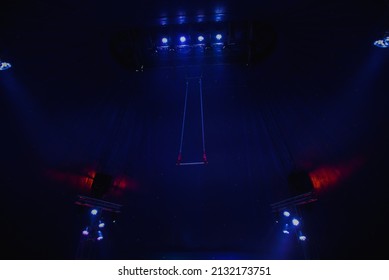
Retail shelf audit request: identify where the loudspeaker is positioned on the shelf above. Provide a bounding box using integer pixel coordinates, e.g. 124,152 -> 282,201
288,170 -> 314,195
91,172 -> 113,198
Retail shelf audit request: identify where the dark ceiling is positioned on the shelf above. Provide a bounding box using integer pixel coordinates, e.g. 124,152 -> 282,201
1,0 -> 389,259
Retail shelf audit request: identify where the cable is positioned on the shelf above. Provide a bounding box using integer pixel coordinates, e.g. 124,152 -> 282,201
177,80 -> 189,164
199,78 -> 208,163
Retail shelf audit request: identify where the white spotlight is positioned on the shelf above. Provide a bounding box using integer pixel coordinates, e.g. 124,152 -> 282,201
283,210 -> 291,217
292,218 -> 300,226
97,230 -> 103,241
374,39 -> 389,48
0,61 -> 12,71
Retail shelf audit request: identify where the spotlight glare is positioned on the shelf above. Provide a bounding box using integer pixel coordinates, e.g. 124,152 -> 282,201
91,209 -> 98,215
98,221 -> 105,228
198,35 -> 204,42
299,235 -> 307,241
0,61 -> 12,71
283,210 -> 291,217
292,218 -> 300,226
180,36 -> 186,43
161,37 -> 168,44
216,34 -> 222,40
374,39 -> 389,48
82,227 -> 89,236
283,230 -> 290,234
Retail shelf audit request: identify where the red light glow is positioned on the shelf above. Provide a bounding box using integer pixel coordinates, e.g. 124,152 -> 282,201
309,158 -> 364,191
45,168 -> 96,190
113,175 -> 138,191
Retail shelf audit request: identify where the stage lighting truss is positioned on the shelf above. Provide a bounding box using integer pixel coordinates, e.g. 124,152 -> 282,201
75,195 -> 122,213
0,60 -> 12,71
270,191 -> 317,214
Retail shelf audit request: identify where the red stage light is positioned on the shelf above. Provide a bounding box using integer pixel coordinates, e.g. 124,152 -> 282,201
309,157 -> 364,191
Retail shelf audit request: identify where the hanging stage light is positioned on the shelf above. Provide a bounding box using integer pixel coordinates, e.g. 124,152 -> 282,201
216,34 -> 222,40
292,218 -> 300,226
374,39 -> 389,48
98,221 -> 105,228
198,35 -> 205,42
282,223 -> 290,234
0,61 -> 12,71
283,210 -> 291,217
179,36 -> 186,43
161,37 -> 168,44
374,33 -> 389,48
91,209 -> 98,216
299,235 -> 307,241
97,230 -> 104,241
82,227 -> 89,236
298,231 -> 307,241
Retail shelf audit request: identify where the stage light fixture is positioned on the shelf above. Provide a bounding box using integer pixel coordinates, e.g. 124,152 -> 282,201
292,218 -> 300,226
216,34 -> 222,40
98,221 -> 105,228
282,223 -> 290,234
299,235 -> 307,241
283,210 -> 291,217
374,33 -> 389,48
82,227 -> 89,236
374,39 -> 389,48
198,35 -> 204,42
161,37 -> 168,44
91,209 -> 98,215
97,230 -> 104,241
180,36 -> 186,43
0,61 -> 12,71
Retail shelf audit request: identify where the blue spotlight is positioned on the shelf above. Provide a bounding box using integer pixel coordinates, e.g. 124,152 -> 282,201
216,34 -> 222,40
179,36 -> 186,43
198,35 -> 204,42
91,209 -> 98,216
97,230 -> 103,241
0,61 -> 12,71
82,227 -> 89,236
161,37 -> 168,44
292,218 -> 300,226
98,221 -> 105,228
283,210 -> 291,217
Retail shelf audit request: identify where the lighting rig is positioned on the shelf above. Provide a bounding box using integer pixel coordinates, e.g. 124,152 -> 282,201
110,20 -> 277,70
75,173 -> 122,243
270,171 -> 318,243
